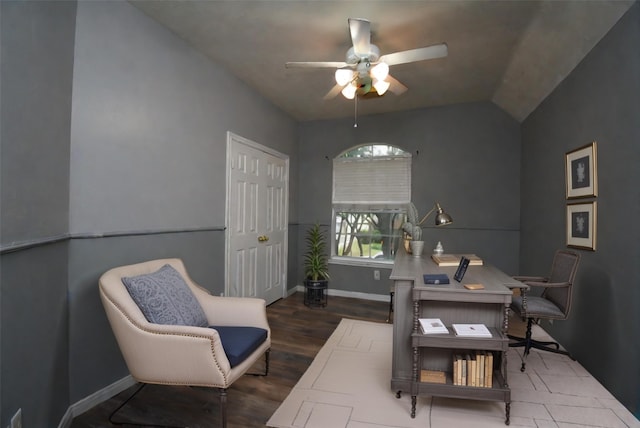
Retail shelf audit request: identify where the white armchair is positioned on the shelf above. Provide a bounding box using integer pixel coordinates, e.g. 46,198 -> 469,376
99,258 -> 270,427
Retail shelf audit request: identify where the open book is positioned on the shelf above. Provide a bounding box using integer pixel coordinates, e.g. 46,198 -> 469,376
452,323 -> 492,338
419,318 -> 449,334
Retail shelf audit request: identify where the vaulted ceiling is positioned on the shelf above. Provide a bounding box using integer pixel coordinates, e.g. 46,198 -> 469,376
130,1 -> 633,122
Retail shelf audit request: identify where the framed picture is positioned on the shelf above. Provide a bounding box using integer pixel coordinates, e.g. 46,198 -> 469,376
566,202 -> 597,251
565,142 -> 597,199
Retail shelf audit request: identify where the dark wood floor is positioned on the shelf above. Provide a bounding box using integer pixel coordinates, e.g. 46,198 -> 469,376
70,292 -> 390,428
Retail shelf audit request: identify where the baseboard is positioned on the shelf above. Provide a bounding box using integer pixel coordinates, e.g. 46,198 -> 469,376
57,375 -> 136,428
59,288 -> 387,427
293,285 -> 390,302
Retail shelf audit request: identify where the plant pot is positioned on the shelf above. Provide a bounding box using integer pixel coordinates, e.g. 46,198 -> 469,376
304,279 -> 328,307
409,240 -> 425,257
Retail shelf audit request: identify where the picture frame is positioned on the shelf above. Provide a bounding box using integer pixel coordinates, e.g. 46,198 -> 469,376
565,142 -> 597,199
566,201 -> 597,251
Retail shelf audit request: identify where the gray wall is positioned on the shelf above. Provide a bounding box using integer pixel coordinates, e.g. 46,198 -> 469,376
1,0 -> 638,425
0,1 -> 298,427
520,2 -> 640,417
297,102 -> 522,296
1,1 -> 76,426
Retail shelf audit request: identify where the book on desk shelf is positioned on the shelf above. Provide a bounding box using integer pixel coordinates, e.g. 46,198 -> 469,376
419,318 -> 449,334
452,323 -> 492,338
423,273 -> 450,284
431,254 -> 484,267
420,369 -> 446,384
452,351 -> 493,387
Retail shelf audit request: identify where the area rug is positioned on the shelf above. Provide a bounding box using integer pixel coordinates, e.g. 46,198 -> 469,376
267,318 -> 638,428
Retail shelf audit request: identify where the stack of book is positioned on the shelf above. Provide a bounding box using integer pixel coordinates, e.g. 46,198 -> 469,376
452,351 -> 494,387
423,273 -> 450,284
431,254 -> 484,267
420,369 -> 446,384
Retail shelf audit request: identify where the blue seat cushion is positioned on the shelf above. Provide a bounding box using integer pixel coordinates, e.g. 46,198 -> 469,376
209,326 -> 268,368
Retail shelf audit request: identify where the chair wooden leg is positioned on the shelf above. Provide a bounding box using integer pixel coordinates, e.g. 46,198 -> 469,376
248,349 -> 270,376
219,388 -> 227,428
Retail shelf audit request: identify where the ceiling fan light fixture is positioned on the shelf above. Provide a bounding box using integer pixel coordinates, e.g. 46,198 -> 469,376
370,62 -> 389,81
373,79 -> 390,95
335,69 -> 354,86
341,83 -> 357,99
358,79 -> 372,95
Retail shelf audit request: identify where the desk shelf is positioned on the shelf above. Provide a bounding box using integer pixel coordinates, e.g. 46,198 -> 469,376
412,328 -> 508,350
417,370 -> 509,401
390,250 -> 517,426
410,296 -> 511,424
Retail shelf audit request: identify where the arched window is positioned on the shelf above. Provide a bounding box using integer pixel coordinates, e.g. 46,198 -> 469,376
332,144 -> 411,264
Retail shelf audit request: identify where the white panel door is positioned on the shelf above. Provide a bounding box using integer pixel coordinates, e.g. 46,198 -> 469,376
226,132 -> 288,305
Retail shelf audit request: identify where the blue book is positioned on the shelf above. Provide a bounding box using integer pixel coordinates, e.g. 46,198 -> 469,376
423,273 -> 450,285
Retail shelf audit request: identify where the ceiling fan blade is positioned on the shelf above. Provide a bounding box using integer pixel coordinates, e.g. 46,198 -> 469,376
379,43 -> 448,66
323,83 -> 344,100
348,18 -> 371,57
285,61 -> 348,69
387,75 -> 408,95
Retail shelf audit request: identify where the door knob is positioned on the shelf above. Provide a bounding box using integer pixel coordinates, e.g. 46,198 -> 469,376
258,235 -> 269,242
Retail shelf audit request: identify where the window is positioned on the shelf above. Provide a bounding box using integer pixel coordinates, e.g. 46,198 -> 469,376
332,144 -> 411,264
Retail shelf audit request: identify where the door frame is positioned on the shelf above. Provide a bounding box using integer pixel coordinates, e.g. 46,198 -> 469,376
224,131 -> 289,301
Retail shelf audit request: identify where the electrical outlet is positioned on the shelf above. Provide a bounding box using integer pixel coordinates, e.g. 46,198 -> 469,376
373,270 -> 380,280
220,292 -> 225,297
10,408 -> 21,428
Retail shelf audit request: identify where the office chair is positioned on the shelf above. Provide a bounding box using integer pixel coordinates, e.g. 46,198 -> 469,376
509,250 -> 580,371
99,258 -> 271,428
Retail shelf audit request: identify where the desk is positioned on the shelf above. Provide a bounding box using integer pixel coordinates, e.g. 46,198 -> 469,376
390,249 -> 524,425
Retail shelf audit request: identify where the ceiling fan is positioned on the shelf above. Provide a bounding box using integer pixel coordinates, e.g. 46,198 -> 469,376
285,18 -> 448,100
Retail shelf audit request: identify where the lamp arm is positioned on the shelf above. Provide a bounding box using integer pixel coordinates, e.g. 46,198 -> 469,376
417,205 -> 437,226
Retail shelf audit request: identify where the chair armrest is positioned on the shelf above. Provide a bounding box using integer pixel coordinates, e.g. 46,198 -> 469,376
513,275 -> 547,283
195,292 -> 270,331
532,281 -> 570,289
518,280 -> 570,307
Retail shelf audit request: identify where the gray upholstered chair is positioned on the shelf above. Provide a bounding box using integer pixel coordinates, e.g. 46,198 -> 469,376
509,250 -> 580,371
99,258 -> 271,427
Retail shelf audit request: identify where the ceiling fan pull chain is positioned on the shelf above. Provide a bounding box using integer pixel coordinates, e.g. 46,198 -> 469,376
353,95 -> 358,128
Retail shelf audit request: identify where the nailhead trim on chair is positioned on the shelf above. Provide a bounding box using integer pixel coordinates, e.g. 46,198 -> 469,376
103,292 -> 229,387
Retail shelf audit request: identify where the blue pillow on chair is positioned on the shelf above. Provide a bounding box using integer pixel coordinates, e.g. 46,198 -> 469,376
210,326 -> 268,367
122,264 -> 208,327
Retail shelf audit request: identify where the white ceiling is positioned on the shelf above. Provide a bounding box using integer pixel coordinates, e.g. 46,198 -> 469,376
129,1 -> 633,122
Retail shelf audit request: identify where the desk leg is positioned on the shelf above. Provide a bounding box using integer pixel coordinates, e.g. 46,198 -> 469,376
411,395 -> 416,418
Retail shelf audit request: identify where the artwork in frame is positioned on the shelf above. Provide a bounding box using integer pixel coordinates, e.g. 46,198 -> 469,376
566,202 -> 597,251
565,142 -> 597,199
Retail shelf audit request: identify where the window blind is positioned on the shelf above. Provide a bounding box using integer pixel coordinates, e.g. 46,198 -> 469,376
332,156 -> 411,205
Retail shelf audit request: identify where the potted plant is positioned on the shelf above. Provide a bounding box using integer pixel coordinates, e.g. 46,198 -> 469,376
402,202 -> 424,255
402,202 -> 453,256
304,223 -> 330,306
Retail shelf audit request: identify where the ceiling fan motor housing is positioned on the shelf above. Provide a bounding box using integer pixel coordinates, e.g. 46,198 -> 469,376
346,44 -> 380,64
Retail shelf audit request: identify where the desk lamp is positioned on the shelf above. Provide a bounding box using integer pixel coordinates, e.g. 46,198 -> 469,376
419,202 -> 453,226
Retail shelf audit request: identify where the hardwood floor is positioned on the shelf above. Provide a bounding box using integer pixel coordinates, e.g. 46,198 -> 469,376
70,292 -> 390,428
